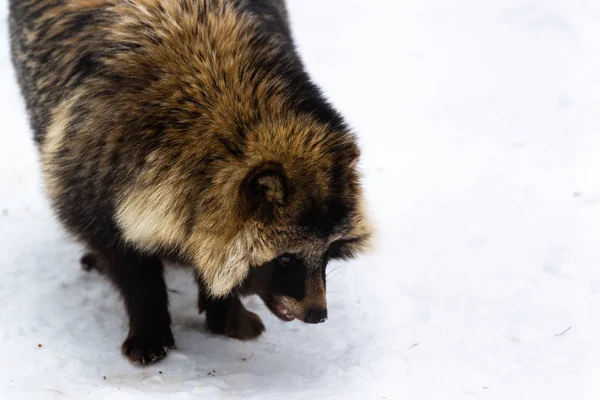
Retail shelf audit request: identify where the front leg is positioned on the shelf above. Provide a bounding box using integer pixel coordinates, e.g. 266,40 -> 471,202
100,248 -> 174,365
197,280 -> 265,340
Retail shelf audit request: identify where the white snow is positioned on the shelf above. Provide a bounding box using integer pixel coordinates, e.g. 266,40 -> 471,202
1,0 -> 600,399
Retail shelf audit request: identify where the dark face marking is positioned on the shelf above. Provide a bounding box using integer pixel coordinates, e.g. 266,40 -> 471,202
297,198 -> 351,238
243,250 -> 328,322
249,253 -> 307,301
245,235 -> 364,301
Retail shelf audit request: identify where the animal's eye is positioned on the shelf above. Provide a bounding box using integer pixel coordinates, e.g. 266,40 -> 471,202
276,254 -> 299,276
277,254 -> 294,266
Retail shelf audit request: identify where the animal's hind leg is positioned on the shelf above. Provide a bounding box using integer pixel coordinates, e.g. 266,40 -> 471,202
197,278 -> 265,340
99,247 -> 174,365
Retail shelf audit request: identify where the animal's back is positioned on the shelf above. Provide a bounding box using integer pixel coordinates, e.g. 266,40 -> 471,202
9,0 -> 347,253
9,0 -> 295,145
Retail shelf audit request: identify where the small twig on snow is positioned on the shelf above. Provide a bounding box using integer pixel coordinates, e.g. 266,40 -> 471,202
555,326 -> 571,336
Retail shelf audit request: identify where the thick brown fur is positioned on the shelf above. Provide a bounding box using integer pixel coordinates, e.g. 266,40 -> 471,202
10,0 -> 372,365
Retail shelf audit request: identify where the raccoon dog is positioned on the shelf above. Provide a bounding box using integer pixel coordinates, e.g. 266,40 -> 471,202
10,0 -> 372,365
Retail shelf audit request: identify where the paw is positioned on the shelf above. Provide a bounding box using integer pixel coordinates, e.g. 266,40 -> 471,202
225,309 -> 265,340
121,331 -> 175,365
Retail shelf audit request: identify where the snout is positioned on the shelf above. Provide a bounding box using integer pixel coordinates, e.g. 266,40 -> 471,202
304,308 -> 328,324
258,269 -> 329,324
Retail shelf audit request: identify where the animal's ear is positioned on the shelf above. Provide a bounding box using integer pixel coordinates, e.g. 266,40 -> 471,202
240,161 -> 288,219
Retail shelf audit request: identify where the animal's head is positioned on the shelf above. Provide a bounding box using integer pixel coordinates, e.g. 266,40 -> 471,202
115,115 -> 371,312
236,117 -> 372,323
244,235 -> 369,323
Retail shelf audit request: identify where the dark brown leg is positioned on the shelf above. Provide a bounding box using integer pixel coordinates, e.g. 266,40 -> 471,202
100,247 -> 174,365
197,279 -> 265,340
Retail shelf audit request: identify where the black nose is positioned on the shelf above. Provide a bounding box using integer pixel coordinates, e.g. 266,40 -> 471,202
304,308 -> 328,324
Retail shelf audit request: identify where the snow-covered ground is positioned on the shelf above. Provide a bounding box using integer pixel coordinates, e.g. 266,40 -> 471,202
1,0 -> 600,398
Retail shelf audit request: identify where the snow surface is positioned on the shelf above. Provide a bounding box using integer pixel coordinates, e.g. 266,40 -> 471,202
1,0 -> 600,398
